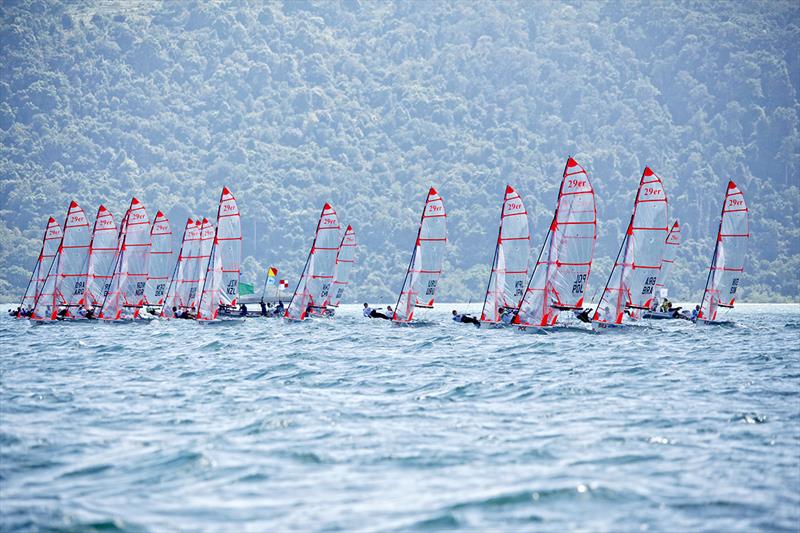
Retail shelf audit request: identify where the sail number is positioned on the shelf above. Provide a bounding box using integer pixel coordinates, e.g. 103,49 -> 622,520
425,280 -> 437,296
730,278 -> 739,294
134,281 -> 145,297
320,282 -> 330,298
72,280 -> 85,296
226,280 -> 237,296
155,283 -> 166,297
514,280 -> 524,297
572,274 -> 587,294
642,276 -> 657,295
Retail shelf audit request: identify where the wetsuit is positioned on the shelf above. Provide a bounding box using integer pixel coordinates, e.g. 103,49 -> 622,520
364,307 -> 390,319
453,314 -> 481,327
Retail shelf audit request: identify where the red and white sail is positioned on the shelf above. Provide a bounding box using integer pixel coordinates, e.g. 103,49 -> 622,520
329,225 -> 357,307
144,211 -> 172,306
19,217 -> 62,315
197,188 -> 241,321
392,188 -> 447,323
516,158 -> 596,327
85,205 -> 118,307
480,185 -> 530,323
31,201 -> 91,320
285,203 -> 341,320
160,218 -> 197,318
698,181 -> 749,321
654,220 -> 680,295
593,167 -> 669,325
99,198 -> 151,320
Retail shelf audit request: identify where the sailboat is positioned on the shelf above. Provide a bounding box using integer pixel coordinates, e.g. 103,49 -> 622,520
31,201 -> 91,321
643,220 -> 682,319
592,167 -> 669,329
479,185 -> 530,325
18,217 -> 62,317
327,224 -> 357,312
143,211 -> 173,311
392,187 -> 447,324
514,158 -> 597,331
696,181 -> 749,325
85,205 -> 118,308
99,198 -> 152,320
160,218 -> 198,318
285,203 -> 341,321
197,187 -> 242,321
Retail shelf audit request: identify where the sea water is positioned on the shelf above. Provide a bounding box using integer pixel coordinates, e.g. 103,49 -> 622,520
1,303 -> 798,532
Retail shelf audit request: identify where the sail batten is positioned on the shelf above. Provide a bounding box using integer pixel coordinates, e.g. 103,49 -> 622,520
480,185 -> 530,323
698,181 -> 749,321
285,203 -> 341,320
593,167 -> 669,325
516,158 -> 597,327
392,188 -> 447,323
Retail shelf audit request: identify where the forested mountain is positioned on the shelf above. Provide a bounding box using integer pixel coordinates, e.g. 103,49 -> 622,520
1,0 -> 798,304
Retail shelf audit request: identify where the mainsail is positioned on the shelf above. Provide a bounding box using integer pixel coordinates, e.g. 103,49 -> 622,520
144,211 -> 172,306
99,198 -> 152,320
85,205 -> 118,306
160,218 -> 197,318
593,167 -> 669,325
19,217 -> 62,315
392,188 -> 447,323
654,220 -> 680,296
480,185 -> 530,323
515,158 -> 596,327
698,181 -> 749,321
329,225 -> 357,307
285,203 -> 341,320
197,187 -> 242,321
31,201 -> 91,320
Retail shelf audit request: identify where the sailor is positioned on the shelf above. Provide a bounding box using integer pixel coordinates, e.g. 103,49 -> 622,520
8,307 -> 20,317
260,301 -> 268,316
239,303 -> 248,317
275,301 -> 285,316
363,302 -> 390,319
500,307 -> 517,324
452,310 -> 481,328
691,305 -> 700,322
660,298 -> 672,313
574,308 -> 592,324
650,297 -> 660,311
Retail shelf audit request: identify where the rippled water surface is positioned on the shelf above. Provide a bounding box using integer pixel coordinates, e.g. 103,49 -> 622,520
1,303 -> 799,532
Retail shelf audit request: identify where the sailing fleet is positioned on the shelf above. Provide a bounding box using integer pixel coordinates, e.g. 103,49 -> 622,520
14,157 -> 750,327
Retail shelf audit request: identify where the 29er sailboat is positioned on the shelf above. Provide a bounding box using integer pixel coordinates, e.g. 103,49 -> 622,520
514,158 -> 597,331
392,188 -> 447,324
696,181 -> 749,325
592,167 -> 669,329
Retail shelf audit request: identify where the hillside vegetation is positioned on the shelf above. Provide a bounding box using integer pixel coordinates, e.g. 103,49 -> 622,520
1,0 -> 798,303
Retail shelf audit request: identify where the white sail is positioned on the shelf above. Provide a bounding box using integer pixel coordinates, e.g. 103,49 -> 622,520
197,187 -> 241,320
99,198 -> 151,320
393,188 -> 447,323
593,167 -> 669,325
19,217 -> 62,316
85,205 -> 118,307
285,203 -> 341,320
144,211 -> 172,306
31,201 -> 91,320
516,158 -> 596,327
654,220 -> 680,295
480,185 -> 530,323
699,181 -> 749,322
160,218 -> 197,318
329,225 -> 357,307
